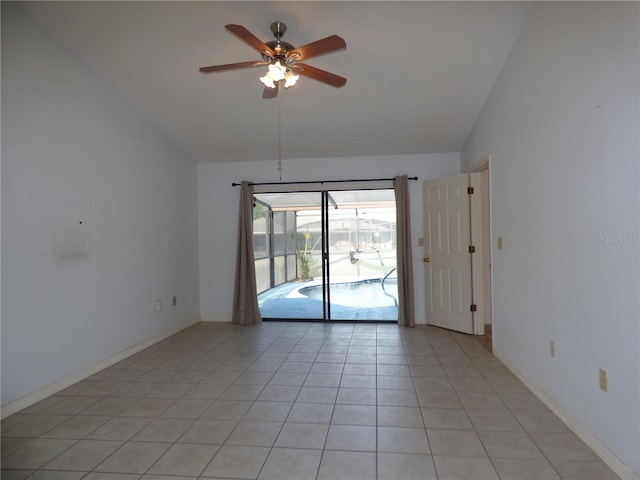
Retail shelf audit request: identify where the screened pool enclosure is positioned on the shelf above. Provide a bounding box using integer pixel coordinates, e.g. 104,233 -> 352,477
253,189 -> 399,321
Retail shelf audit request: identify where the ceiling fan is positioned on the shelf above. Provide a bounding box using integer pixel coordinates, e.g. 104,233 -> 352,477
199,22 -> 346,99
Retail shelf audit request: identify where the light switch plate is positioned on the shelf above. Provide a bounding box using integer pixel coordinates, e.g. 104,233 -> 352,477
599,368 -> 608,392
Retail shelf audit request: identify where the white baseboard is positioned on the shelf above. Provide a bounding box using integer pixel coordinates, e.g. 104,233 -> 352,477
1,319 -> 200,419
494,351 -> 639,480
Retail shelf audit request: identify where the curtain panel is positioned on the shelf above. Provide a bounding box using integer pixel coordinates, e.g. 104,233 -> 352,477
232,181 -> 262,325
394,175 -> 416,327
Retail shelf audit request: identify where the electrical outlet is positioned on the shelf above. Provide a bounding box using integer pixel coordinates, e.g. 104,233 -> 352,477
550,341 -> 555,358
172,296 -> 177,306
418,238 -> 424,247
155,300 -> 162,313
599,368 -> 608,392
497,237 -> 503,250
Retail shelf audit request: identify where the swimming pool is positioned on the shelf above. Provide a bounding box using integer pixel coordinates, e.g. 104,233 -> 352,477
257,276 -> 399,320
298,278 -> 398,308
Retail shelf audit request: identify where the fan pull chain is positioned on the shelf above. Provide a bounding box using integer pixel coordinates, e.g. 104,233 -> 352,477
277,92 -> 283,182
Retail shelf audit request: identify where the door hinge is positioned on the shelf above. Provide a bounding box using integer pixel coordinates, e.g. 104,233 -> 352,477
468,186 -> 474,195
470,304 -> 477,312
468,245 -> 476,253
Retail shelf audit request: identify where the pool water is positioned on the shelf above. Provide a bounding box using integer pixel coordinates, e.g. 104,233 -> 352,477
299,278 -> 398,307
257,277 -> 399,320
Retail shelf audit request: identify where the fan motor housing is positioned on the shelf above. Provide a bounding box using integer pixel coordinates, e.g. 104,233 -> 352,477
265,22 -> 294,61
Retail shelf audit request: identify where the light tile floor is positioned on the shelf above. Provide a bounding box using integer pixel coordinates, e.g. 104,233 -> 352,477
1,322 -> 621,480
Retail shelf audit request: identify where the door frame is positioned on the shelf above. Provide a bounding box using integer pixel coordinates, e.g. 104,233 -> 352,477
469,155 -> 493,336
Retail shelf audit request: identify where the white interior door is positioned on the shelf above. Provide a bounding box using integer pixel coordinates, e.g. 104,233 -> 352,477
424,174 -> 474,334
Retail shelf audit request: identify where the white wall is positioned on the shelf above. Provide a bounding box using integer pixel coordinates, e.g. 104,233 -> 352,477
1,4 -> 200,408
198,153 -> 460,323
462,3 -> 639,477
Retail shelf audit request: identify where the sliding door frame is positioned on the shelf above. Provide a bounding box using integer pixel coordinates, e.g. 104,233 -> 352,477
321,191 -> 330,320
254,181 -> 400,322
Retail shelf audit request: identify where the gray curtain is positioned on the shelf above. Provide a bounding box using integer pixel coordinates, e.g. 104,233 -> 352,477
232,181 -> 262,325
394,175 -> 415,327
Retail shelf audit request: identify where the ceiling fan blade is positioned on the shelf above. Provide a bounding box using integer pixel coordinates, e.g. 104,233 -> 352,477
199,60 -> 267,74
263,82 -> 280,99
293,63 -> 347,88
225,24 -> 275,58
288,35 -> 346,61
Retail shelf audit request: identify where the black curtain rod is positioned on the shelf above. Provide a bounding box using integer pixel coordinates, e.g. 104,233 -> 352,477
232,176 -> 418,187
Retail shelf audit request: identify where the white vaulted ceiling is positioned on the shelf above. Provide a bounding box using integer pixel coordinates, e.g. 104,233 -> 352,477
13,1 -> 532,163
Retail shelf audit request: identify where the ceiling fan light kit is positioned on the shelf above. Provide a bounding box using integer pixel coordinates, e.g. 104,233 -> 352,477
259,60 -> 299,90
199,21 -> 346,98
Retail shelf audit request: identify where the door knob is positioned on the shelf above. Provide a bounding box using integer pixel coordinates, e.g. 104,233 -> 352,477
423,257 -> 430,263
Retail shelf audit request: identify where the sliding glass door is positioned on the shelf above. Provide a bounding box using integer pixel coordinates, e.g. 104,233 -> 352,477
253,189 -> 398,321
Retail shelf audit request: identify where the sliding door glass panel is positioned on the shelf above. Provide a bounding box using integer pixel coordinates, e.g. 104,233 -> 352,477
327,190 -> 398,320
254,192 -> 324,320
254,189 -> 397,321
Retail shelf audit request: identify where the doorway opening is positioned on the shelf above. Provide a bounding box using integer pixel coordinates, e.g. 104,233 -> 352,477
253,189 -> 398,321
